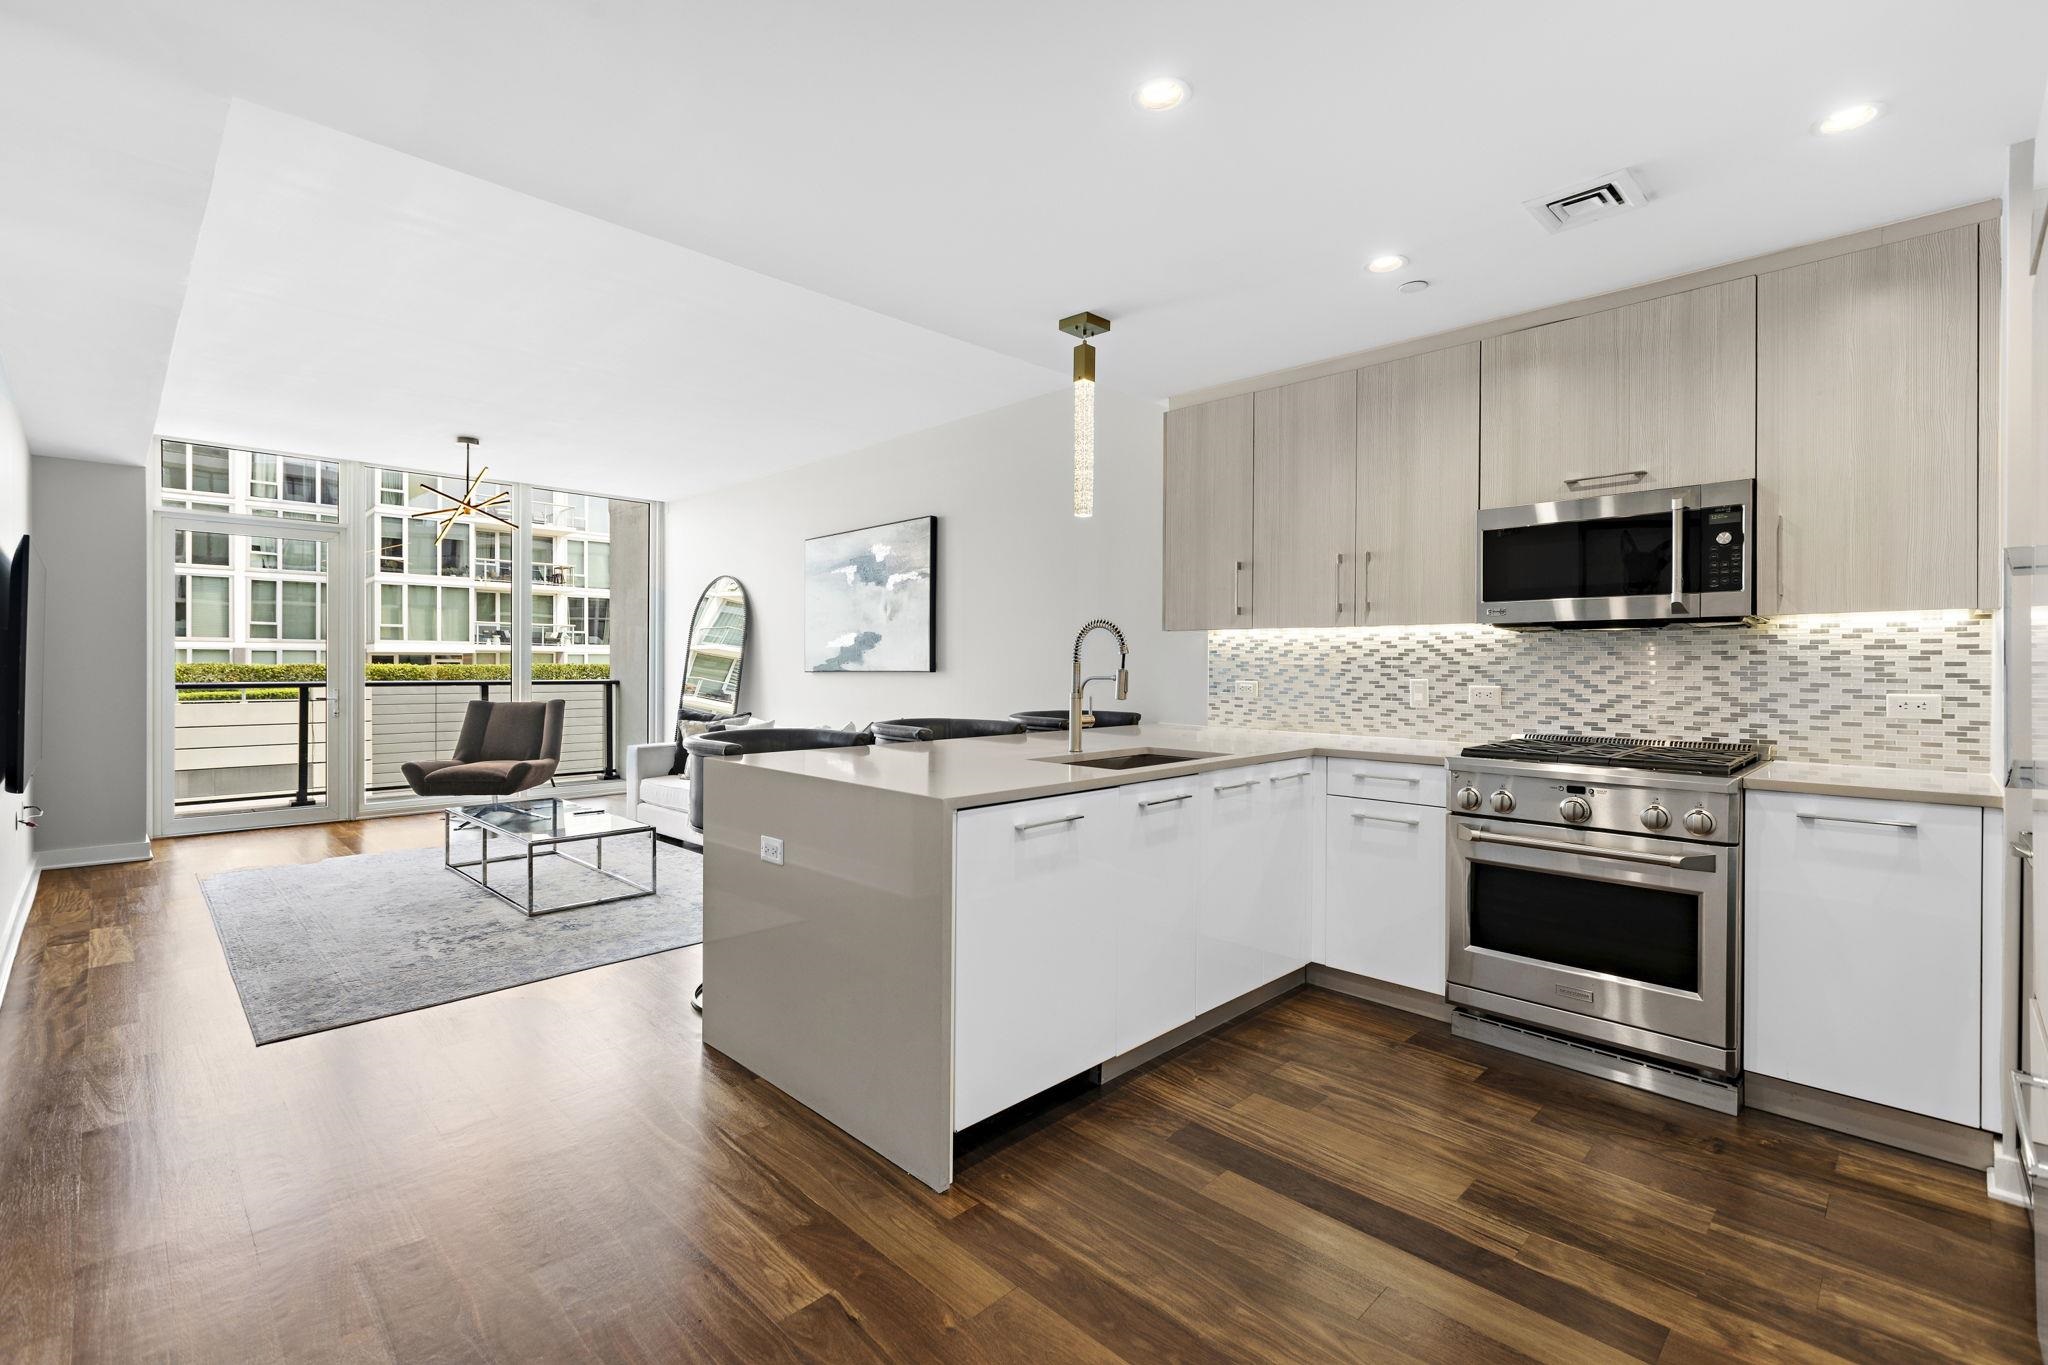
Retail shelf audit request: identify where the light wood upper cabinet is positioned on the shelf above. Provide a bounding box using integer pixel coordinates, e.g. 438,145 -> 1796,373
1162,394 -> 1254,630
1253,372 -> 1357,628
1758,226 -> 1978,615
1480,278 -> 1757,508
1356,344 -> 1479,625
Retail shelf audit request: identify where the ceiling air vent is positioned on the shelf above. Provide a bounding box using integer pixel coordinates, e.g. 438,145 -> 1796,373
1524,169 -> 1649,234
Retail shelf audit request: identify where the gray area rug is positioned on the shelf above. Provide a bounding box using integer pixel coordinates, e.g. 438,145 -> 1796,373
201,830 -> 702,1044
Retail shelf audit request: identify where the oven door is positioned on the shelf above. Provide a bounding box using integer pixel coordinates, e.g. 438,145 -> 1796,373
1447,819 -> 1738,1072
1476,479 -> 1753,626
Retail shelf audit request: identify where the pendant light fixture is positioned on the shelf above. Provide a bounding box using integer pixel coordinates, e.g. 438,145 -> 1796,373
412,435 -> 516,545
1059,311 -> 1111,518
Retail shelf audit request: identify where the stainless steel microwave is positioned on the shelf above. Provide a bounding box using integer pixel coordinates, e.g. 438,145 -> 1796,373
1476,479 -> 1756,626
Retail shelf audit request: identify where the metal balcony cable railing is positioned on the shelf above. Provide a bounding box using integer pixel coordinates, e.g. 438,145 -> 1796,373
171,678 -> 622,810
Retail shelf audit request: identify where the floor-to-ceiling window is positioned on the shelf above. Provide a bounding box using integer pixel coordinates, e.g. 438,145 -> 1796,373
153,439 -> 656,834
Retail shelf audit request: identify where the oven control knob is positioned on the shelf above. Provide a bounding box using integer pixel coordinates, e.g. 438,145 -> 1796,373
1454,786 -> 1482,811
1559,796 -> 1592,823
1488,789 -> 1516,814
1682,807 -> 1717,837
1640,804 -> 1672,831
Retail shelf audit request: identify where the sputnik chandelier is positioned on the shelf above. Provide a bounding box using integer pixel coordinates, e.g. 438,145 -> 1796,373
412,434 -> 515,544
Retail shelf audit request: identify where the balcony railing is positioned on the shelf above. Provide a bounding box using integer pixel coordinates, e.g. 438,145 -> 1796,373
171,678 -> 622,813
475,560 -> 514,582
532,563 -> 572,585
532,625 -> 585,646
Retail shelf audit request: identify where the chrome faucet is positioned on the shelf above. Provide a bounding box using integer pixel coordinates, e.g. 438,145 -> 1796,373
1068,619 -> 1130,753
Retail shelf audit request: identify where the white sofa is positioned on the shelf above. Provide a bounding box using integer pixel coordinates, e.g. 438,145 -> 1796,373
626,741 -> 701,845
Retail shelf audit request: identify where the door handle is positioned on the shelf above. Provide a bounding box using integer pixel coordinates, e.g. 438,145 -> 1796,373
1351,811 -> 1420,827
1139,793 -> 1193,809
1014,813 -> 1085,833
1563,469 -> 1649,490
1459,826 -> 1718,871
1795,812 -> 1918,832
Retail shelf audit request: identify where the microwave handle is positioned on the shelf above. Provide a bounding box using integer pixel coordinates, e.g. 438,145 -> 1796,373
1670,497 -> 1685,612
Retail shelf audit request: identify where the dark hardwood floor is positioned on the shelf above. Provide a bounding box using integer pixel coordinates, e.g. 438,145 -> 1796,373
0,815 -> 2036,1362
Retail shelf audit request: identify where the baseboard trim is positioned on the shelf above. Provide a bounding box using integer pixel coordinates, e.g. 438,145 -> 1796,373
1,856 -> 42,1009
1306,965 -> 1454,1021
1746,1072 -> 1994,1169
36,840 -> 153,870
1100,971 -> 1305,1083
1987,1143 -> 2031,1207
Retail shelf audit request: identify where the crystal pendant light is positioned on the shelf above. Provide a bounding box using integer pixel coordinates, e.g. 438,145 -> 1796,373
1059,312 -> 1111,518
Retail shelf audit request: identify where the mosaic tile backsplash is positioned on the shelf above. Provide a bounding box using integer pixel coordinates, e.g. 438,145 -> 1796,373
1207,614 -> 1992,771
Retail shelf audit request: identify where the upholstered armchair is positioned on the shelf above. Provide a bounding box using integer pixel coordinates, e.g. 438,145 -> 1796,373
401,699 -> 566,798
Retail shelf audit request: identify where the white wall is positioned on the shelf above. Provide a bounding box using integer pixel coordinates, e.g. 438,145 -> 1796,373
30,456 -> 149,865
664,387 -> 1206,731
0,362 -> 35,992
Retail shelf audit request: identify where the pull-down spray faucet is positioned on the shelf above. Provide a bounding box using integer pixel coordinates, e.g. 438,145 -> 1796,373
1068,619 -> 1129,753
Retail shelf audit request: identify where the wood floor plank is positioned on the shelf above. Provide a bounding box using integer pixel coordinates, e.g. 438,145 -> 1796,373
0,826 -> 2033,1361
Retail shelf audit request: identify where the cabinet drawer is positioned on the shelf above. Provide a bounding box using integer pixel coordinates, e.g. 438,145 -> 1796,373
1744,790 -> 1982,1125
1325,758 -> 1445,807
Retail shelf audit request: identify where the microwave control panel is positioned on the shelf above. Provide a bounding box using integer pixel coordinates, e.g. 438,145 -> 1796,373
1701,505 -> 1746,594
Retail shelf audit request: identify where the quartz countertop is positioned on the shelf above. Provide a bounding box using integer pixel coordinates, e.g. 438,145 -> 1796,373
711,723 -> 1462,810
1741,760 -> 2003,808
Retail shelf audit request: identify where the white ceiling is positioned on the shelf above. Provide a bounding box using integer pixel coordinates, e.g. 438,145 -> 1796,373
1,1 -> 2044,490
156,103 -> 1056,492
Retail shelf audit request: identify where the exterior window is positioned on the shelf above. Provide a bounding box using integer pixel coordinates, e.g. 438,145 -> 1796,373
474,529 -> 511,582
250,580 -> 278,638
379,585 -> 404,640
438,523 -> 469,577
408,585 -> 438,640
281,582 -> 321,639
282,649 -> 321,665
379,516 -> 404,573
176,575 -> 230,638
250,453 -> 280,499
476,590 -> 510,645
161,442 -> 232,495
379,469 -> 406,505
567,597 -> 610,645
440,587 -> 469,642
247,650 -> 278,665
586,541 -> 610,589
407,517 -> 437,576
282,537 -> 324,573
249,538 -> 280,570
174,529 -> 230,568
702,602 -> 745,647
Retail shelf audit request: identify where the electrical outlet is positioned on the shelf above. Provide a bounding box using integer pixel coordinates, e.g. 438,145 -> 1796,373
1468,684 -> 1502,708
1234,679 -> 1260,700
760,835 -> 785,865
1408,678 -> 1428,708
1886,693 -> 1943,720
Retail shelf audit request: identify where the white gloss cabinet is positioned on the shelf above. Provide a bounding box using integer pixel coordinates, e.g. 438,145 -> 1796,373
952,790 -> 1117,1129
1323,796 -> 1447,995
1093,776 -> 1204,1054
1196,760 -> 1315,1013
1744,790 -> 1983,1126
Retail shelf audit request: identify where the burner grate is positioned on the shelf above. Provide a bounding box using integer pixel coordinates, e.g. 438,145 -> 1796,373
1460,732 -> 1771,777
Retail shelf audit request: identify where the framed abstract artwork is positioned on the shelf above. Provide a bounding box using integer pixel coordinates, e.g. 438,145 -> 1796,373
803,515 -> 936,672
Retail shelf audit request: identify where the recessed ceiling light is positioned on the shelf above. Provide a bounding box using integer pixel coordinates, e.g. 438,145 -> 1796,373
1815,103 -> 1881,135
1134,76 -> 1191,112
1398,279 -> 1430,294
1366,254 -> 1408,274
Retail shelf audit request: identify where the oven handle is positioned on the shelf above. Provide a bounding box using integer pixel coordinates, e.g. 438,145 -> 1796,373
1458,826 -> 1719,872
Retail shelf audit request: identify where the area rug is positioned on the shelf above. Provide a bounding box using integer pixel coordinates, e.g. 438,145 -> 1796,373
201,831 -> 702,1044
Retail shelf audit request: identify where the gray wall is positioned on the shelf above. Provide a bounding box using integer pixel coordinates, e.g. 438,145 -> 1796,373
0,363 -> 33,963
30,455 -> 148,862
663,387 -> 1206,731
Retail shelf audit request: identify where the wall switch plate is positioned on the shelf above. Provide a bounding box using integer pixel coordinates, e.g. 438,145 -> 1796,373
1234,679 -> 1260,700
1468,684 -> 1502,708
1408,678 -> 1428,708
760,835 -> 785,865
1886,693 -> 1943,720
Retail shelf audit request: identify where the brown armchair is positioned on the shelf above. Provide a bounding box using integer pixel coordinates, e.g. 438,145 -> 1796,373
402,699 -> 566,798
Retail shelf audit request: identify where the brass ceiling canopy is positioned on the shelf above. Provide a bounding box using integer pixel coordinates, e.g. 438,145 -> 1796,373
412,435 -> 515,544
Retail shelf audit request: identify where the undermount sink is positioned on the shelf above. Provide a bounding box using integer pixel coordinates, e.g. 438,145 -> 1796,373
1049,749 -> 1221,771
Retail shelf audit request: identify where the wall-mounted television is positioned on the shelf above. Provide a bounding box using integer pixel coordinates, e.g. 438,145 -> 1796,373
1,534 -> 37,794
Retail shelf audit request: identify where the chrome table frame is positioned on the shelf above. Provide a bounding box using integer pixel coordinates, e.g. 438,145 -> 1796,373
443,803 -> 657,916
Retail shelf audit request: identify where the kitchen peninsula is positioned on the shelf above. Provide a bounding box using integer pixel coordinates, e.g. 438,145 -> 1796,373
697,722 -> 1461,1189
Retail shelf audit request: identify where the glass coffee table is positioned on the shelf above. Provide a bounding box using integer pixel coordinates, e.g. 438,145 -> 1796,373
444,797 -> 657,916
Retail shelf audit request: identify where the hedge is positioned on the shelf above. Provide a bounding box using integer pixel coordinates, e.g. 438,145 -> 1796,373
174,660 -> 610,701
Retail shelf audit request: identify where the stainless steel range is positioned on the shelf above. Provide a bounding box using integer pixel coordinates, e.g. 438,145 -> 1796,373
1444,733 -> 1771,1112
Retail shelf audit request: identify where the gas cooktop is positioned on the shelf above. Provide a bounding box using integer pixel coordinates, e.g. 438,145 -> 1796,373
1458,732 -> 1772,778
